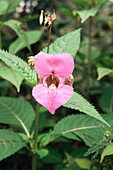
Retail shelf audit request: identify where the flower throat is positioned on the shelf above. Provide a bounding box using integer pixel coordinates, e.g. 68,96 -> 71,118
45,74 -> 60,88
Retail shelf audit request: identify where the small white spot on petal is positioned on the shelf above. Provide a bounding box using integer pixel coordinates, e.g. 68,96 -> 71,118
49,84 -> 56,89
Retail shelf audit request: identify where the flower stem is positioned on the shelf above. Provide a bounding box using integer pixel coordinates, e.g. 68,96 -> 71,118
87,16 -> 93,100
32,102 -> 40,170
2,4 -> 11,22
47,24 -> 52,54
0,28 -> 2,49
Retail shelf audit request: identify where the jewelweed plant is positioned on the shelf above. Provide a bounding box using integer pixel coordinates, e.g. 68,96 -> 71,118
0,0 -> 113,170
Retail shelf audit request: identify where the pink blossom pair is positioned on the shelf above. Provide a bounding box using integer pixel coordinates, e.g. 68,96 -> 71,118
32,52 -> 74,114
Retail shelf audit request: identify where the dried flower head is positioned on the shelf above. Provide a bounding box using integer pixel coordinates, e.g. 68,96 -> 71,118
27,56 -> 36,66
39,10 -> 56,26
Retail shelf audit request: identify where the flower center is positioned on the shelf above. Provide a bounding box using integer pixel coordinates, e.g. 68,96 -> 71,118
45,74 -> 60,88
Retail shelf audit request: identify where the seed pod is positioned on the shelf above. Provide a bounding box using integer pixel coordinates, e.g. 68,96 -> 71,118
39,10 -> 44,25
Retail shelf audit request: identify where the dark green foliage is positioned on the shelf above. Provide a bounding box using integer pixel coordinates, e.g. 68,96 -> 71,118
0,50 -> 37,84
43,29 -> 81,58
100,85 -> 113,113
42,147 -> 62,163
64,92 -> 109,126
0,97 -> 35,132
0,130 -> 25,161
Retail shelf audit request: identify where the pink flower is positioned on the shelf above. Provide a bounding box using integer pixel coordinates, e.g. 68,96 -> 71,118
32,52 -> 74,114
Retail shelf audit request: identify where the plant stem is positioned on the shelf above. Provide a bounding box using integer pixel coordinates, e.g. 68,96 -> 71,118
87,16 -> 93,100
47,24 -> 52,54
2,4 -> 11,22
0,28 -> 2,49
32,20 -> 52,170
0,3 -> 12,50
32,102 -> 40,170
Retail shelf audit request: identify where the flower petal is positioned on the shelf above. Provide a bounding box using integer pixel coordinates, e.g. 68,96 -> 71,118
50,85 -> 73,113
34,52 -> 54,76
32,84 -> 73,114
53,53 -> 74,77
34,52 -> 74,77
32,84 -> 51,111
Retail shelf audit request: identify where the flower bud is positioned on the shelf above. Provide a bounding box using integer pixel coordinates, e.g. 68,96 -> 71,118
27,56 -> 35,66
44,16 -> 48,25
65,74 -> 74,86
51,10 -> 56,21
39,10 -> 44,25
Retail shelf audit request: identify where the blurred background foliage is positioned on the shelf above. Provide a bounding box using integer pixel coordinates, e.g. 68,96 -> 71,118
0,0 -> 113,169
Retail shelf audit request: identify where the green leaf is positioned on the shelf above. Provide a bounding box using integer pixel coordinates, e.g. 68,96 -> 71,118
36,149 -> 49,158
95,16 -> 113,22
73,0 -> 107,23
73,0 -> 86,8
52,114 -> 104,144
54,163 -> 64,170
96,53 -> 113,68
66,153 -> 81,170
63,133 -> 81,141
0,66 -> 23,92
51,113 -> 113,156
7,0 -> 23,13
39,132 -> 51,148
75,158 -> 95,169
63,92 -> 110,126
101,143 -> 113,163
18,14 -> 39,22
43,29 -> 81,58
0,0 -> 22,14
60,6 -> 75,18
109,0 -> 113,2
19,133 -> 29,142
71,146 -> 88,158
100,85 -> 113,112
9,30 -> 42,54
73,0 -> 90,8
0,97 -> 35,137
1,0 -> 23,15
0,49 -> 37,84
5,20 -> 31,52
0,80 -> 9,89
0,130 -> 25,161
81,113 -> 113,148
84,143 -> 105,156
80,43 -> 100,61
42,147 -> 62,163
102,113 -> 113,127
53,136 -> 70,143
77,132 -> 102,147
0,1 -> 8,16
97,67 -> 113,80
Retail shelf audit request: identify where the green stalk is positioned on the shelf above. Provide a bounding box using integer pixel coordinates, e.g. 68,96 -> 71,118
2,4 -> 11,22
32,102 -> 40,170
47,24 -> 52,54
0,2 -> 13,49
87,16 -> 93,100
32,20 -> 52,170
0,28 -> 2,49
